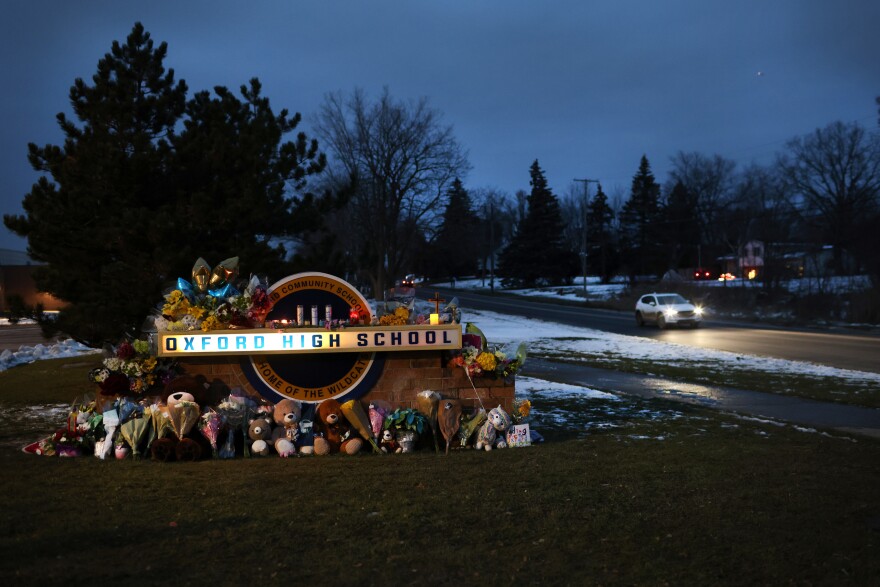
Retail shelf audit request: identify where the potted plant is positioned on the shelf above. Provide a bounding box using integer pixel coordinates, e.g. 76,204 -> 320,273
382,408 -> 428,453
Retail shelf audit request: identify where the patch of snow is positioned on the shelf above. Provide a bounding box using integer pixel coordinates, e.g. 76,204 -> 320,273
0,338 -> 100,372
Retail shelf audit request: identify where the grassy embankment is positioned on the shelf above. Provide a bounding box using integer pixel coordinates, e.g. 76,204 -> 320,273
1,356 -> 879,585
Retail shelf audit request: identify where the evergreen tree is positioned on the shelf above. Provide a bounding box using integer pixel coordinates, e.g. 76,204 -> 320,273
3,23 -> 326,346
163,78 -> 326,277
586,183 -> 617,282
662,180 -> 701,270
619,155 -> 663,281
497,160 -> 577,285
433,178 -> 477,279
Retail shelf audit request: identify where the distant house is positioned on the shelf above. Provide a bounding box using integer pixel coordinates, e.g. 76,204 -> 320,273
716,241 -> 857,280
717,240 -> 765,280
0,249 -> 65,313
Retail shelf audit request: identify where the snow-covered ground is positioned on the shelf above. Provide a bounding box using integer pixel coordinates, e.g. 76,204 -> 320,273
434,274 -> 874,303
0,318 -> 99,372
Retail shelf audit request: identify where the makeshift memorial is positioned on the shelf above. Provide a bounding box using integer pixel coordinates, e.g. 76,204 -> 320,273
313,399 -> 363,455
475,405 -> 513,451
437,399 -> 463,455
416,390 -> 441,453
340,399 -> 382,454
272,399 -> 302,457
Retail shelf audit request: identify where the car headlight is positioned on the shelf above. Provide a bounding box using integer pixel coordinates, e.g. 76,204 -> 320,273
694,306 -> 703,317
664,308 -> 678,318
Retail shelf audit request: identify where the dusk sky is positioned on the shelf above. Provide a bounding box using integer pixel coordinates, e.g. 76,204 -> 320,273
2,0 -> 878,251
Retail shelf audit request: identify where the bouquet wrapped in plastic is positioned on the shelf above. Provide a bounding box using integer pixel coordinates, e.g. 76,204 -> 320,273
416,390 -> 441,453
458,408 -> 487,447
199,409 -> 224,459
340,400 -> 382,454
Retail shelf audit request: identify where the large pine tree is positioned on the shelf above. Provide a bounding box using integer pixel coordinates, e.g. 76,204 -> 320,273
662,180 -> 701,270
619,155 -> 664,280
497,160 -> 576,286
433,178 -> 477,279
586,183 -> 617,282
4,23 -> 326,345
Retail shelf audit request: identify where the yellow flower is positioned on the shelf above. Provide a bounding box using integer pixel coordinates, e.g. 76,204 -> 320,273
188,305 -> 207,320
519,400 -> 531,418
394,307 -> 410,319
476,351 -> 497,372
201,315 -> 221,331
379,314 -> 406,326
142,357 -> 157,373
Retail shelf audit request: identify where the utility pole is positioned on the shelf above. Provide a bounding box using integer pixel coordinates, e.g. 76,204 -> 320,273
574,178 -> 600,293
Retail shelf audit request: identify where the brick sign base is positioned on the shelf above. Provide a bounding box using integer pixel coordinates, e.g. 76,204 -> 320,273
177,350 -> 515,413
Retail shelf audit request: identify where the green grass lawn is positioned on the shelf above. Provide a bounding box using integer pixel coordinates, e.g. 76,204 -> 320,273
1,357 -> 879,586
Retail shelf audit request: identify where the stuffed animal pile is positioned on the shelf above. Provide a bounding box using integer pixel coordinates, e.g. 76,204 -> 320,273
25,376 -> 527,460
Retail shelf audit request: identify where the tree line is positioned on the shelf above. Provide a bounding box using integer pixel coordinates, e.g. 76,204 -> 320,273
5,23 -> 880,345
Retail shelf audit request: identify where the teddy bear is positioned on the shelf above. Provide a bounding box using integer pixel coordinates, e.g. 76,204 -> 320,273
379,428 -> 400,454
313,398 -> 363,455
164,375 -> 210,406
271,399 -> 302,457
475,405 -> 513,451
248,416 -> 274,456
150,376 -> 208,462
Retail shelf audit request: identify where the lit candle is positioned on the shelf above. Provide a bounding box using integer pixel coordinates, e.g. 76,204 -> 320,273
349,307 -> 360,324
430,313 -> 440,325
296,306 -> 304,325
311,305 -> 319,326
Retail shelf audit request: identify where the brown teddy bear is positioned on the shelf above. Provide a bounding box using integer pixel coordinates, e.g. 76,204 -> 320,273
248,416 -> 274,456
271,399 -> 301,457
313,399 -> 363,456
151,376 -> 208,462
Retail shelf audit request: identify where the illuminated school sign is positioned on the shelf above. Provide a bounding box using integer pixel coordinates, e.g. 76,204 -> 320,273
157,324 -> 461,357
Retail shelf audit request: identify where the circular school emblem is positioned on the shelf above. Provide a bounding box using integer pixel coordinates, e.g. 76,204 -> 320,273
239,272 -> 384,403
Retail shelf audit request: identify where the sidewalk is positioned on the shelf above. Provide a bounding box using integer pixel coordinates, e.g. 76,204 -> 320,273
522,358 -> 880,440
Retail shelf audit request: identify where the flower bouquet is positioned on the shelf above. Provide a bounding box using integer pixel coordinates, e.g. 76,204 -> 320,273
90,340 -> 179,397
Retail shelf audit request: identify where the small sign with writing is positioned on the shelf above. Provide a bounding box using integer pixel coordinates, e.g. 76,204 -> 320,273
506,424 -> 531,448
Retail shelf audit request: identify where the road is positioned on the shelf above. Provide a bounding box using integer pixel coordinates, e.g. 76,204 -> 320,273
0,324 -> 59,352
424,287 -> 880,374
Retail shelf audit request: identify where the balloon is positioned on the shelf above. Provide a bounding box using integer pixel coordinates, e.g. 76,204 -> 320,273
208,283 -> 239,299
192,258 -> 211,293
176,278 -> 196,300
209,256 -> 240,289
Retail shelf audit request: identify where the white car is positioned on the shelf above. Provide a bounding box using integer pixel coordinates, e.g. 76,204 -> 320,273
635,293 -> 703,329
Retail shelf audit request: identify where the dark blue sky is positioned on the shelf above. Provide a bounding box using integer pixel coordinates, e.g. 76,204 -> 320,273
2,0 -> 878,250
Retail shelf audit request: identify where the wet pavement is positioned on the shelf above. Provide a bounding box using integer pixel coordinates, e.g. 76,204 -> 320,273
0,324 -> 59,351
522,358 -> 880,439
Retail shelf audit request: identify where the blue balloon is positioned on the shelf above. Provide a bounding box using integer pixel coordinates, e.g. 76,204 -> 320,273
177,278 -> 196,300
208,283 -> 239,299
